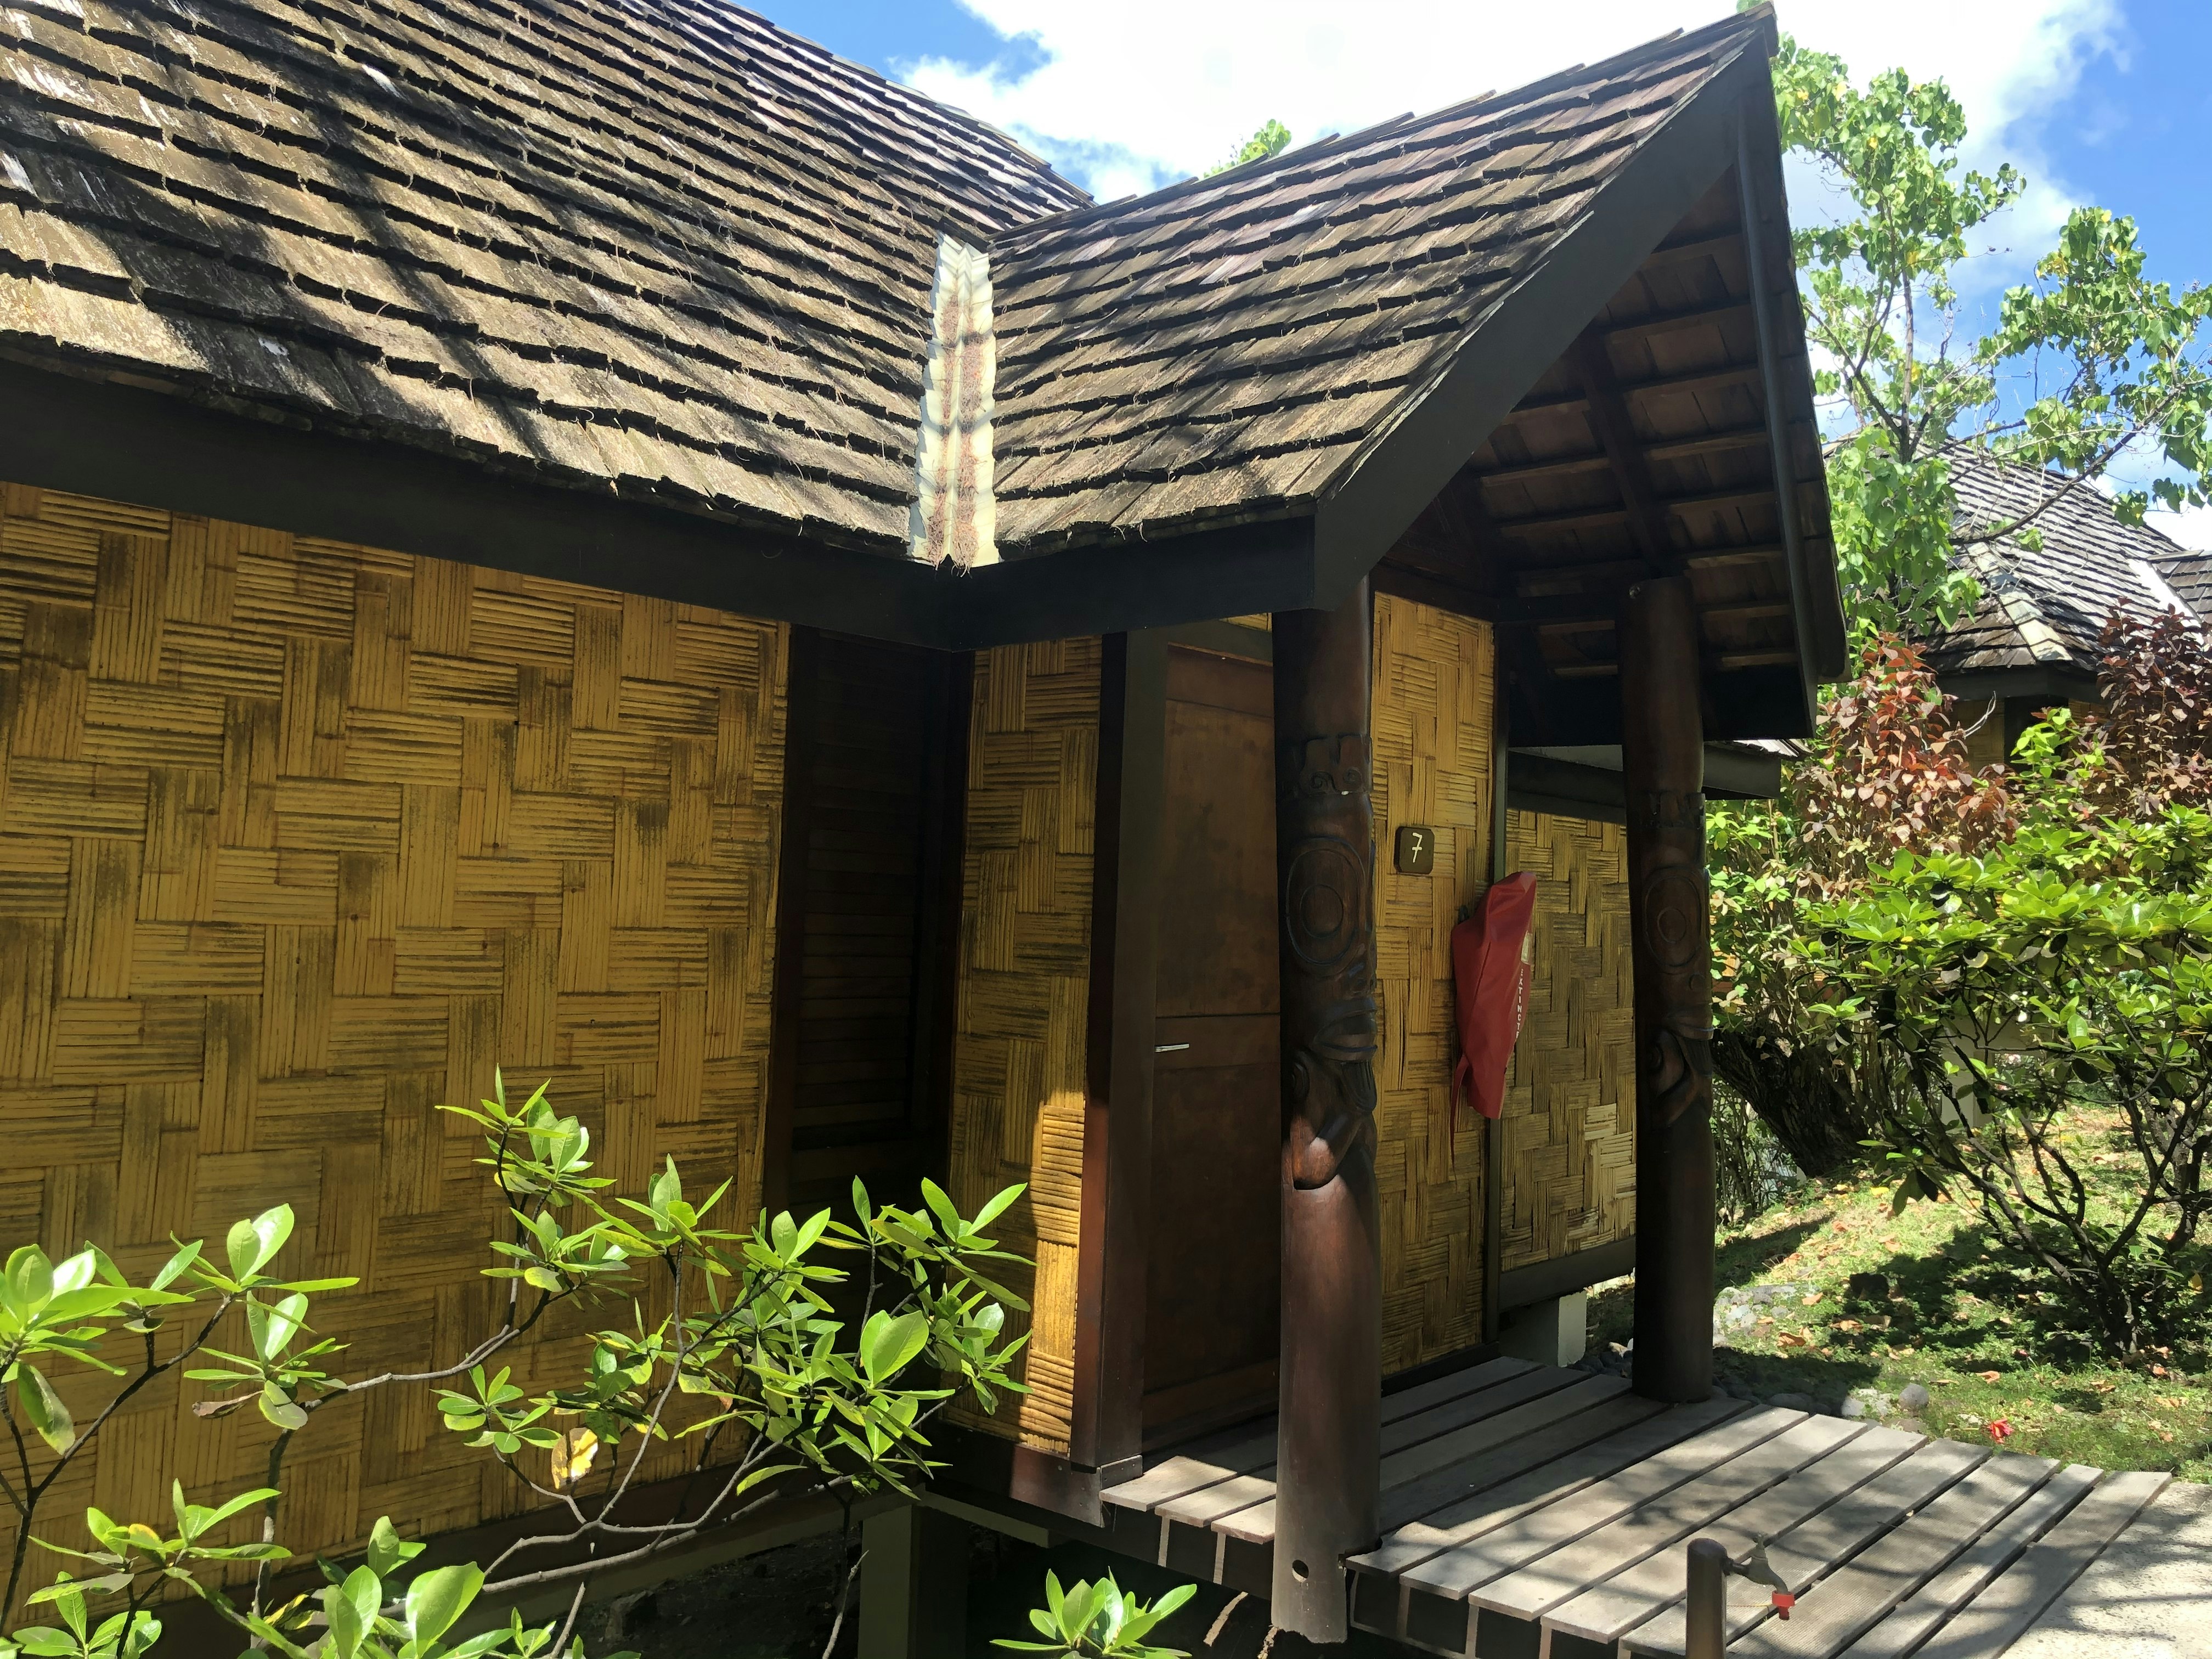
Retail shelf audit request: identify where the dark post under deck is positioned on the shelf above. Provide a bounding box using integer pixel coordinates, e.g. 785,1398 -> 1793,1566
1621,577 -> 1717,1403
1269,577 -> 1383,1638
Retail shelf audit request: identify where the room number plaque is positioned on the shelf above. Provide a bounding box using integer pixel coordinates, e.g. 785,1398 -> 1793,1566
1393,825 -> 1435,874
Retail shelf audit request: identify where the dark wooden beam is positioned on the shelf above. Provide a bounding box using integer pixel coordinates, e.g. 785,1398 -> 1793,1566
1470,426 -> 1769,489
1270,577 -> 1382,1640
1619,578 -> 1715,1404
1504,361 -> 1763,420
1637,227 -> 1745,270
1599,296 -> 1753,345
759,625 -> 821,1220
1511,545 -> 1779,590
1491,486 -> 1774,539
1571,329 -> 1678,576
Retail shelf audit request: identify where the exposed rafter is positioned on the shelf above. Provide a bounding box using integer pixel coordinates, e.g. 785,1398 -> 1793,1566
1572,329 -> 1678,576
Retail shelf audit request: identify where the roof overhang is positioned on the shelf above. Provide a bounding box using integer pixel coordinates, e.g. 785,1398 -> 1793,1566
1935,664 -> 2100,706
0,353 -> 1319,652
1508,740 -> 1785,823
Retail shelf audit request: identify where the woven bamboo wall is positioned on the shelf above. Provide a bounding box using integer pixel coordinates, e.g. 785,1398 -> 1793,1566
944,638 -> 1099,1452
1370,595 -> 1496,1370
0,480 -> 784,1596
1499,810 -> 1637,1268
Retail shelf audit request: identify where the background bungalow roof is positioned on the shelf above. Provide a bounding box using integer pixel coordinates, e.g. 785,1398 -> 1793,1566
0,0 -> 1782,568
1922,447 -> 2208,680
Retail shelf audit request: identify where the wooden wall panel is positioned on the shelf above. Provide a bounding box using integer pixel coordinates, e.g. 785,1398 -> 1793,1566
1370,595 -> 1494,1372
944,639 -> 1099,1453
0,481 -> 785,1598
1499,810 -> 1637,1268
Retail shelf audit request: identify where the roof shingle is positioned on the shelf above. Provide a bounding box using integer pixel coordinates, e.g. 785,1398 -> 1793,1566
1922,447 -> 2207,679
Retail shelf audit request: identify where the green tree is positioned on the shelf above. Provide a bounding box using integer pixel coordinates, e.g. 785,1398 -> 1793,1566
1764,19 -> 2212,638
1205,119 -> 1291,176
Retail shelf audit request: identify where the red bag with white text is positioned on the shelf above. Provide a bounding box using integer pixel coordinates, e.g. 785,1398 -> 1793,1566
1450,871 -> 1539,1127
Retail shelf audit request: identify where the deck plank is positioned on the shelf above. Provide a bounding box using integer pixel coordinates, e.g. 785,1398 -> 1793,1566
1470,1415 -> 1866,1620
1728,1454 -> 2056,1659
1908,1468 -> 2169,1659
1380,1374 -> 1629,1487
1837,1463 -> 2100,1659
2003,1478 -> 2212,1658
1399,1406 -> 1807,1602
1155,1472 -> 1278,1529
1350,1399 -> 1744,1644
1556,1425 -> 1932,1649
1099,1421 -> 1281,1514
1616,1435 -> 1987,1656
1380,1356 -> 1538,1429
1375,1390 -> 1675,1537
1379,1363 -> 1588,1460
1172,1369 -> 1621,1545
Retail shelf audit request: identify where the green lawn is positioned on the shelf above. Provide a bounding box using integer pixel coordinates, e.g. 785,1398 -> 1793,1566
1588,1178 -> 2212,1483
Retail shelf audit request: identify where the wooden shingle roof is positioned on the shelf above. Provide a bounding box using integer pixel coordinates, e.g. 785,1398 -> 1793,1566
1923,448 -> 2207,687
0,0 -> 1085,551
0,0 -> 1839,723
985,21 -> 1765,555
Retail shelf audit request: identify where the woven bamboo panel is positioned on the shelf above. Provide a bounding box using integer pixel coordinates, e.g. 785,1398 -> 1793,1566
944,639 -> 1099,1453
1370,595 -> 1496,1370
1499,810 -> 1637,1268
0,479 -> 784,1596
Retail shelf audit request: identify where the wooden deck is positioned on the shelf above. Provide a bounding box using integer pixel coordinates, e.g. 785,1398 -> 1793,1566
1099,1356 -> 2205,1657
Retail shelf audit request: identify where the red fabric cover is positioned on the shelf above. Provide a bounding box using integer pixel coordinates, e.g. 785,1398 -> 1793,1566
1451,871 -> 1539,1126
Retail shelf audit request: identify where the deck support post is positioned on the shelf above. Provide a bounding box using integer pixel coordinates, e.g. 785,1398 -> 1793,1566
857,1502 -> 969,1659
1621,577 -> 1716,1403
1269,577 -> 1382,1639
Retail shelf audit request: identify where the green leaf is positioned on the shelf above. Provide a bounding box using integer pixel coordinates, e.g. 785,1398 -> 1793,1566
404,1561 -> 484,1650
16,1362 -> 75,1454
324,1565 -> 381,1659
225,1205 -> 295,1280
247,1293 -> 309,1362
860,1311 -> 929,1385
969,1184 -> 1026,1234
366,1516 -> 423,1579
919,1178 -> 962,1237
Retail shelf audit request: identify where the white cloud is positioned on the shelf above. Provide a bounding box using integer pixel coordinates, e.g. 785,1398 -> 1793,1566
2149,503 -> 2212,552
904,1 -> 2123,253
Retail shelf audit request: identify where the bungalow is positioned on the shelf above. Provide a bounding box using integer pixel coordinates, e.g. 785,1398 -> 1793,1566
1923,446 -> 2211,759
0,0 -> 1844,1646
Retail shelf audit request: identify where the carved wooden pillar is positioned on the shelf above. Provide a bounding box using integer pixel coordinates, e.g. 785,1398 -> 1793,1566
1270,577 -> 1381,1639
1621,577 -> 1715,1404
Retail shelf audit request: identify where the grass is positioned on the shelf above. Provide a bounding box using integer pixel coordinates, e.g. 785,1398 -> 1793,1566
1587,1176 -> 2212,1483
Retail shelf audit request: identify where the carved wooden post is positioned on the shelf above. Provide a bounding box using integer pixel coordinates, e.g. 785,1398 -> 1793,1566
1270,577 -> 1381,1639
1621,577 -> 1715,1403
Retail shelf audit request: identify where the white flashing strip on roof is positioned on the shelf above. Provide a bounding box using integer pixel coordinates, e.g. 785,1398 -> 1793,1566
909,235 -> 997,570
2129,557 -> 2204,634
1968,547 -> 2074,665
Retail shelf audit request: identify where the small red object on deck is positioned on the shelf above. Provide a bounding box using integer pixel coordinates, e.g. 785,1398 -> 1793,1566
1772,1591 -> 1796,1620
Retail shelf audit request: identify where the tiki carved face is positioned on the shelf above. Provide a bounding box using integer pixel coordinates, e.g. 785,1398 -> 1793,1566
1280,735 -> 1379,1189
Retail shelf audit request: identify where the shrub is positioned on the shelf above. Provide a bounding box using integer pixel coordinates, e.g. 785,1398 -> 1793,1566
0,1075 -> 1030,1658
1711,638 -> 2007,1176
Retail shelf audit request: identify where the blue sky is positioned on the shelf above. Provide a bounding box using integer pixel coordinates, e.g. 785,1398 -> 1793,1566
767,0 -> 2210,541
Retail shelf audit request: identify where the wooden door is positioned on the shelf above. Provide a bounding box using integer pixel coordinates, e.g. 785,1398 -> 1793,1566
1143,644 -> 1281,1440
